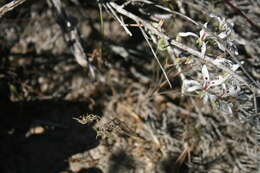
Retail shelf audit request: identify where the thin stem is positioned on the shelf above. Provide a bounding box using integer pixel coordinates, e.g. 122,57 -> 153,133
139,26 -> 172,88
98,3 -> 104,61
0,0 -> 27,18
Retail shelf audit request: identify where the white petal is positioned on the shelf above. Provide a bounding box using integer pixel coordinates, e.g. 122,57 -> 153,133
209,14 -> 223,24
222,83 -> 227,91
203,22 -> 208,28
201,42 -> 207,57
213,58 -> 232,65
209,94 -> 217,102
215,40 -> 226,52
203,94 -> 209,104
202,65 -> 210,82
227,105 -> 233,114
218,32 -> 227,39
209,13 -> 218,19
228,85 -> 241,96
187,85 -> 202,92
183,80 -> 201,92
178,32 -> 198,38
184,80 -> 201,86
231,64 -> 240,71
199,23 -> 208,41
209,76 -> 226,87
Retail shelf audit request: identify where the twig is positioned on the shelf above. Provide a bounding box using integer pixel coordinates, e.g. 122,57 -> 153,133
129,0 -> 198,25
0,0 -> 28,18
166,43 -> 187,93
104,3 -> 132,36
50,0 -> 95,78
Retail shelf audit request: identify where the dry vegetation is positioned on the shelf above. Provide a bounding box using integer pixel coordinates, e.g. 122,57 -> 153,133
1,0 -> 260,173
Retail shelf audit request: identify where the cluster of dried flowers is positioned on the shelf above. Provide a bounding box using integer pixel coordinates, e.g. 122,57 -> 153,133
74,114 -> 136,139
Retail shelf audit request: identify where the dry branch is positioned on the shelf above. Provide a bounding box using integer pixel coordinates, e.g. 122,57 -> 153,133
0,0 -> 28,18
50,0 -> 95,78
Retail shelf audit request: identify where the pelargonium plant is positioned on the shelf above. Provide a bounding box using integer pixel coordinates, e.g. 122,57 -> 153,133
177,14 -> 242,114
182,59 -> 240,114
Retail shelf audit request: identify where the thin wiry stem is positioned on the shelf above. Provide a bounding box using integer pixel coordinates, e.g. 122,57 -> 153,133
105,3 -> 132,36
139,26 -> 172,88
0,0 -> 27,18
51,0 -> 96,78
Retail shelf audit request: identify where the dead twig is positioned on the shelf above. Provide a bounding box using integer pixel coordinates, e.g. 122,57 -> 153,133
0,0 -> 28,18
50,0 -> 96,78
104,3 -> 132,36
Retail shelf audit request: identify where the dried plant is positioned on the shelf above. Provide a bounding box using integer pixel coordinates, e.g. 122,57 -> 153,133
73,114 -> 101,125
74,115 -> 137,139
0,0 -> 27,18
98,0 -> 260,172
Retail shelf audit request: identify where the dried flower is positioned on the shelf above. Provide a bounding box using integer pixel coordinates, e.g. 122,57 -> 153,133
73,114 -> 101,124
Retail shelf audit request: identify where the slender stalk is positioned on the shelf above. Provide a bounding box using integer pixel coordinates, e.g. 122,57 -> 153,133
0,0 -> 28,18
98,3 -> 104,61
